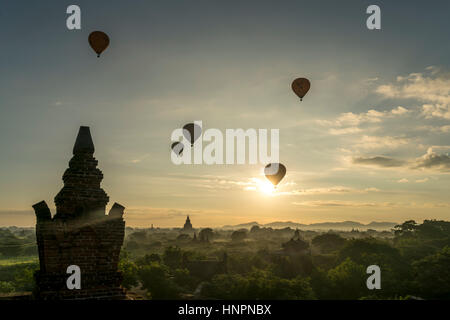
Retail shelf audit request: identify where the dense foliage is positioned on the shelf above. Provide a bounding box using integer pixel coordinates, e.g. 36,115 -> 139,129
1,220 -> 449,299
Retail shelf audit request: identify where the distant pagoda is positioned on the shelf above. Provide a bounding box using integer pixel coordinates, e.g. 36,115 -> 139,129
32,126 -> 126,300
181,215 -> 194,233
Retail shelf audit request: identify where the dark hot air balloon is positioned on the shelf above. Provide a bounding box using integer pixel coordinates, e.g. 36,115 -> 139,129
183,123 -> 202,146
291,78 -> 311,101
171,142 -> 184,156
88,31 -> 110,57
264,163 -> 286,187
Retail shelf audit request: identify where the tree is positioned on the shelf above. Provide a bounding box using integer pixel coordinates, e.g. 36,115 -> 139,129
231,230 -> 247,242
282,238 -> 309,254
0,281 -> 15,294
118,251 -> 138,289
411,246 -> 450,299
202,269 -> 315,300
338,238 -> 402,267
337,238 -> 412,298
173,268 -> 196,290
416,220 -> 450,239
0,229 -> 24,257
176,234 -> 191,242
138,262 -> 179,299
199,228 -> 214,242
327,258 -> 366,299
136,253 -> 161,266
163,246 -> 183,269
250,225 -> 260,233
125,240 -> 139,250
312,233 -> 346,253
393,220 -> 418,236
13,267 -> 35,292
129,230 -> 147,241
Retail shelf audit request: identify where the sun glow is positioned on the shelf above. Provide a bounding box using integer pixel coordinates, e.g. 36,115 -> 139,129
257,180 -> 276,195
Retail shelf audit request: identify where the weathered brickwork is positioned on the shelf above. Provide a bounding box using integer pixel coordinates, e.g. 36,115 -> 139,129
32,127 -> 126,300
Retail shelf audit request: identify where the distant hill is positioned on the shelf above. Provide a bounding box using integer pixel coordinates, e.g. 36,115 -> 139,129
220,220 -> 397,231
221,221 -> 260,230
264,221 -> 307,229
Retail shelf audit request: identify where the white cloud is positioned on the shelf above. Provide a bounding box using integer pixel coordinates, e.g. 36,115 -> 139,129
291,186 -> 379,196
291,201 -> 450,209
416,125 -> 450,133
318,107 -> 410,135
376,70 -> 450,120
391,106 -> 409,115
422,104 -> 450,120
292,200 -> 378,207
355,135 -> 410,150
328,127 -> 363,135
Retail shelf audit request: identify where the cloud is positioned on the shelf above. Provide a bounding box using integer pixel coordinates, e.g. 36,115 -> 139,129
353,156 -> 405,168
397,178 -> 409,183
391,106 -> 409,115
353,147 -> 450,172
365,77 -> 379,83
292,201 -> 450,209
329,127 -> 363,135
355,135 -> 410,150
416,125 -> 450,134
376,70 -> 450,119
319,108 -> 405,128
333,110 -> 385,126
377,72 -> 450,104
318,107 -> 410,135
422,104 -> 450,120
414,148 -> 450,171
288,186 -> 379,196
415,178 -> 429,183
129,153 -> 150,164
292,200 -> 378,207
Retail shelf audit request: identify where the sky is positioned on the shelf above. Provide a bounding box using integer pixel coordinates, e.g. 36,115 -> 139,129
1,0 -> 450,227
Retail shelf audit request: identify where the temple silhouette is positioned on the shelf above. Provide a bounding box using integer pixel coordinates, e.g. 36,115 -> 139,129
181,215 -> 194,233
32,126 -> 126,299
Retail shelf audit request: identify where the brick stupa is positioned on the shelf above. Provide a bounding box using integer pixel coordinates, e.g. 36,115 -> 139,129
32,126 -> 126,299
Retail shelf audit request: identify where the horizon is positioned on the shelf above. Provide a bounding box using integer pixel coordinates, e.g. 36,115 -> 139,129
0,212 -> 407,229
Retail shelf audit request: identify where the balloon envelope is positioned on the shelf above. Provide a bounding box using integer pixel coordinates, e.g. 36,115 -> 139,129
183,123 -> 202,146
88,31 -> 110,57
264,163 -> 286,186
291,78 -> 311,101
171,142 -> 184,156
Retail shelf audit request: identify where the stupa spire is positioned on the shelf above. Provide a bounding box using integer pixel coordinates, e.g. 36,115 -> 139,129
54,126 -> 108,219
73,126 -> 95,155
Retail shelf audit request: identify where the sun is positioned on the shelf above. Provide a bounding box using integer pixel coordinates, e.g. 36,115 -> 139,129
258,180 -> 276,195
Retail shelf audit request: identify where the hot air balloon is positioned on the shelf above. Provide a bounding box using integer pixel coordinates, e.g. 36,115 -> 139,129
88,31 -> 110,57
171,141 -> 184,156
264,163 -> 286,187
183,123 -> 202,146
291,78 -> 310,101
